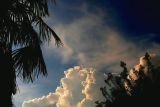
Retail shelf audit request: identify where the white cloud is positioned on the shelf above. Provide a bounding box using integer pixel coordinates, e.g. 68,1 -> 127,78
22,93 -> 58,107
22,66 -> 106,107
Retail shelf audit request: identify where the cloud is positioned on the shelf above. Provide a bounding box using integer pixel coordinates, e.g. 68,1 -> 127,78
47,5 -> 160,72
13,82 -> 45,107
22,92 -> 58,107
22,66 -> 106,107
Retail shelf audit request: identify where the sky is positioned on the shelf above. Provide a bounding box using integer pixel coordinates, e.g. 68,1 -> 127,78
13,0 -> 160,107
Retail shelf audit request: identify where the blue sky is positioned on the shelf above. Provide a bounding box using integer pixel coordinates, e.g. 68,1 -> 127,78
14,0 -> 160,107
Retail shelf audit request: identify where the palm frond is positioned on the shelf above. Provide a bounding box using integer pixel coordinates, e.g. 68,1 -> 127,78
0,0 -> 62,47
17,19 -> 41,46
25,0 -> 49,16
0,18 -> 38,47
9,1 -> 32,23
12,45 -> 47,82
34,17 -> 63,46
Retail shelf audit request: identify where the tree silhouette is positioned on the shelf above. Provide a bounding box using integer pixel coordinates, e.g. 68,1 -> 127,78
95,53 -> 160,107
0,0 -> 62,106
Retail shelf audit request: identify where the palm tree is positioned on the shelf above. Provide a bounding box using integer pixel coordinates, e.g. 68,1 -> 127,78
0,0 -> 62,106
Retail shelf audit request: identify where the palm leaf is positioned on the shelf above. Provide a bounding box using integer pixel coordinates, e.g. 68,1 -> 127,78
25,0 -> 49,16
1,19 -> 36,47
34,17 -> 63,46
12,45 -> 47,82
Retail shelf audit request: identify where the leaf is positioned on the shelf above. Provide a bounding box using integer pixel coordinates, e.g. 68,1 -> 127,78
34,17 -> 63,46
12,45 -> 47,82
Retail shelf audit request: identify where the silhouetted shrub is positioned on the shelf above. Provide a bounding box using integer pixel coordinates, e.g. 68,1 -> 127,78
95,53 -> 160,107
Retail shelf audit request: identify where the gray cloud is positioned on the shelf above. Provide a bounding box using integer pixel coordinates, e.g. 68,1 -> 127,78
48,7 -> 160,72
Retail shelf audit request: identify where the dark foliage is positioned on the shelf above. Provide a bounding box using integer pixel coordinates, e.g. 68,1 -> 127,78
0,0 -> 62,106
95,53 -> 160,107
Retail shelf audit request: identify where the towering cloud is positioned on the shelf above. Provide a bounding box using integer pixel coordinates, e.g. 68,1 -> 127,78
22,66 -> 106,107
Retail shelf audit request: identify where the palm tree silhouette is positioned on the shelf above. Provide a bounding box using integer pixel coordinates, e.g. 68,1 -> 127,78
0,0 -> 62,106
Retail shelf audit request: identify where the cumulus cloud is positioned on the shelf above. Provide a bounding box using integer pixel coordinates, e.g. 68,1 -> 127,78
22,66 -> 106,107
